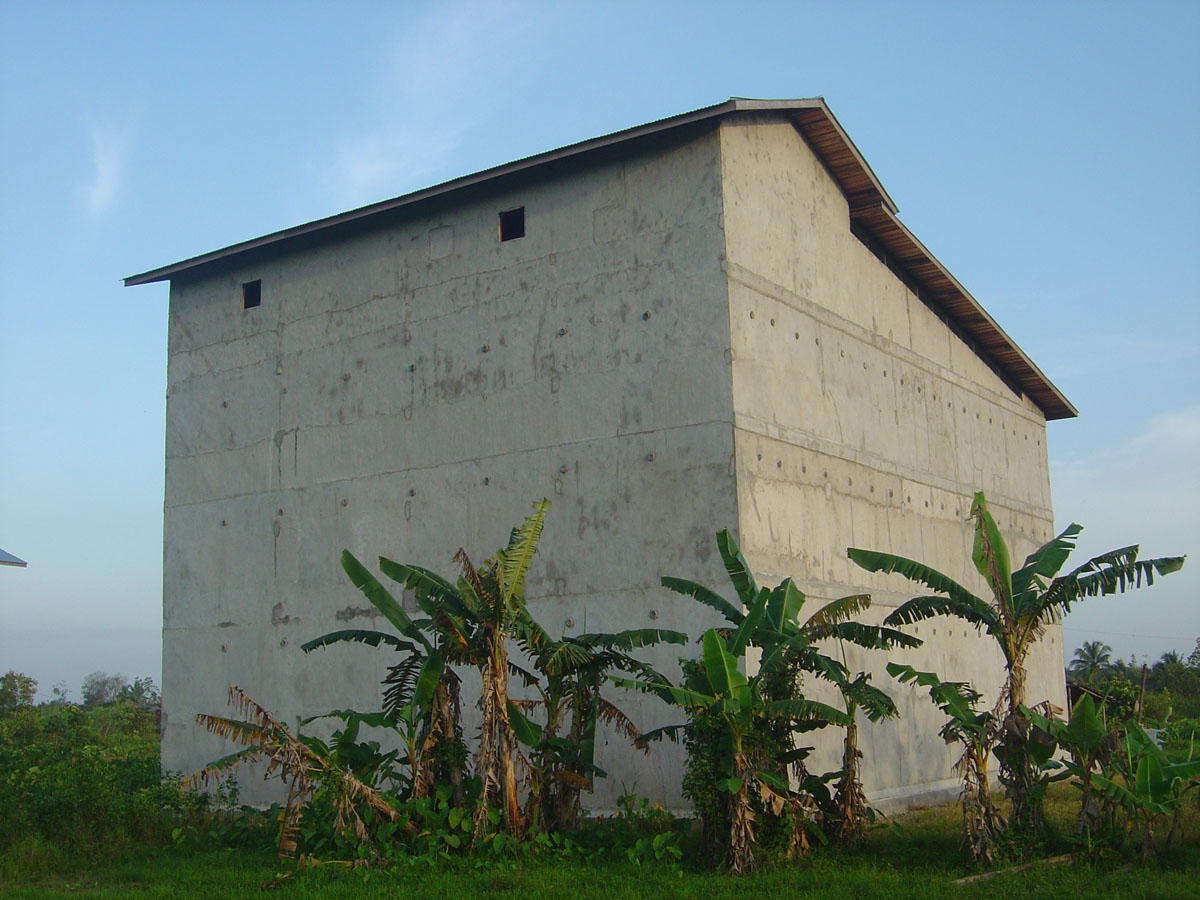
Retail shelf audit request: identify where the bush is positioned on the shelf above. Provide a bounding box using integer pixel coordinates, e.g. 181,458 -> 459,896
1159,717 -> 1200,742
0,700 -> 214,860
1102,677 -> 1139,723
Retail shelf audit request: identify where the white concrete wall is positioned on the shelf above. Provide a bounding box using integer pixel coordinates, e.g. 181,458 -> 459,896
717,114 -> 1066,805
163,131 -> 737,807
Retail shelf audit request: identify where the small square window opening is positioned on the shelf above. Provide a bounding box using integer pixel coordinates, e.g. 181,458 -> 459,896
242,280 -> 262,310
498,207 -> 525,242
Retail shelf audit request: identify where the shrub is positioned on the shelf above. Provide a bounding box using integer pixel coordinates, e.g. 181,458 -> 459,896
0,700 -> 208,860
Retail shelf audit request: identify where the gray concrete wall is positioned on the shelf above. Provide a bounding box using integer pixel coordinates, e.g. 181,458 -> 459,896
163,131 -> 737,807
163,112 -> 1067,814
717,114 -> 1067,804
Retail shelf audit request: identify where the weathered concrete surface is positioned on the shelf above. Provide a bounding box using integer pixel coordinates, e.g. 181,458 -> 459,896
161,111 -> 1066,812
163,132 -> 737,807
718,115 -> 1066,804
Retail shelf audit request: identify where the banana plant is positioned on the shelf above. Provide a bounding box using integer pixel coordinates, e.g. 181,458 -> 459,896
398,498 -> 550,841
303,550 -> 469,806
830,665 -> 898,846
887,662 -> 1005,864
512,625 -> 687,832
298,708 -> 403,789
662,529 -> 914,844
616,592 -> 850,874
668,532 -> 915,754
185,684 -> 413,865
851,491 -> 1185,835
1022,694 -> 1113,844
1092,723 -> 1200,861
305,498 -> 552,842
665,530 -> 920,661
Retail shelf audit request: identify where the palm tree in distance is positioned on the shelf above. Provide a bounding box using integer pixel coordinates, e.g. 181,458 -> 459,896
1069,640 -> 1113,683
1157,650 -> 1185,668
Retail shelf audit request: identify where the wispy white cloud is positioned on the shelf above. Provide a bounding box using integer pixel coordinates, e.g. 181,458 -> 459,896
329,0 -> 536,206
1132,405 -> 1200,454
82,122 -> 133,218
1052,405 -> 1200,662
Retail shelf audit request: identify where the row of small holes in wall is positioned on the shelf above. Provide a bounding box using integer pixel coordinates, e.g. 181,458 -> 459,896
756,449 -> 970,517
746,309 -> 1041,447
214,321 -> 657,397
213,470 -> 1039,526
908,626 -> 1056,645
235,208 -> 526,311
753,448 -> 1051,540
911,627 -> 972,639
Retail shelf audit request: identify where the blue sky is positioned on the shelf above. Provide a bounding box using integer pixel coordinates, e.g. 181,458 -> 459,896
1,1 -> 1197,698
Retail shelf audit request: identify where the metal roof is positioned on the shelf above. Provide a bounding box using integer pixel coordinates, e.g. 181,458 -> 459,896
124,97 -> 1075,420
0,547 -> 27,567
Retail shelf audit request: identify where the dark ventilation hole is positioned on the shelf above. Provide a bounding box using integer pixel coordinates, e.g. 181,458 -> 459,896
242,280 -> 262,310
499,207 -> 525,242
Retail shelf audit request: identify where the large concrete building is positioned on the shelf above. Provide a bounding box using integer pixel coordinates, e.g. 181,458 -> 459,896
126,98 -> 1075,810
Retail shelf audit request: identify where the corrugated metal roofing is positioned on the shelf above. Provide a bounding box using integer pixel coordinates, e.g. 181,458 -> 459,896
124,98 -> 1075,420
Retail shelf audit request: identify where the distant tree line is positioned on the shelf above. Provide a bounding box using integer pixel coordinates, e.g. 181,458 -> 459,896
0,669 -> 160,712
1068,638 -> 1200,723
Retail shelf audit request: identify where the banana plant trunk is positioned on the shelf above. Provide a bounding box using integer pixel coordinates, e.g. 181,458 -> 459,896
956,743 -> 1005,864
525,693 -> 560,834
541,683 -> 589,831
434,672 -> 467,809
412,671 -> 465,804
999,658 -> 1045,836
728,746 -> 755,875
1077,765 -> 1101,845
833,708 -> 868,846
473,631 -> 522,841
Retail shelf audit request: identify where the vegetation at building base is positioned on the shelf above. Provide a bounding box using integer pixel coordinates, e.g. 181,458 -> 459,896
623,528 -> 916,872
187,499 -> 691,866
1,493 -> 1194,893
849,490 -> 1185,858
1023,693 -> 1200,862
887,662 -> 1008,863
4,786 -> 1200,899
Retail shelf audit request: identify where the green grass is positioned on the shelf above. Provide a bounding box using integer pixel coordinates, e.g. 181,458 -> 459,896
4,847 -> 1197,900
3,787 -> 1197,899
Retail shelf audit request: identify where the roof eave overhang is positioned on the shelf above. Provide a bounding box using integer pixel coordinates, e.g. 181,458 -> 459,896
0,548 -> 28,567
123,97 -> 1075,420
849,199 -> 1076,420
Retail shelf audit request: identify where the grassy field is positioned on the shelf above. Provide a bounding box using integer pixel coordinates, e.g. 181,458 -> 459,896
3,787 -> 1197,899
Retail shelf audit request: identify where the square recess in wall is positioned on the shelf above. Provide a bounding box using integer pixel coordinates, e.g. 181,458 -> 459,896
498,207 -> 525,242
242,279 -> 262,309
